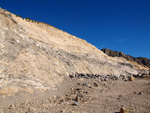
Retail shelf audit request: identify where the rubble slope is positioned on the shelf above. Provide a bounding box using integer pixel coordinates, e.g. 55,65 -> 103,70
0,8 -> 148,97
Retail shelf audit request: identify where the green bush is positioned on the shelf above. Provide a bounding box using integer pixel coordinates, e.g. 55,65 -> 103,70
16,15 -> 21,18
26,17 -> 31,20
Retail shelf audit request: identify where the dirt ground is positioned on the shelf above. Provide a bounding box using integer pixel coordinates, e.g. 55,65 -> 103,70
0,77 -> 150,113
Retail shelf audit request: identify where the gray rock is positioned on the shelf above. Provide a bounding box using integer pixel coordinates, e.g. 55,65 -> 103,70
138,92 -> 144,95
72,102 -> 78,106
104,78 -> 109,81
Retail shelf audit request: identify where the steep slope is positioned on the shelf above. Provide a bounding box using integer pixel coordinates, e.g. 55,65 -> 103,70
101,48 -> 150,69
0,8 -> 148,97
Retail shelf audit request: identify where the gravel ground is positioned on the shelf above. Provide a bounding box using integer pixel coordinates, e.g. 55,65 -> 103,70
0,77 -> 150,113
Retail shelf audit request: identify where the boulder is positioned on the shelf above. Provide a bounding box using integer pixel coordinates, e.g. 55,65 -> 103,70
128,76 -> 135,81
120,107 -> 130,113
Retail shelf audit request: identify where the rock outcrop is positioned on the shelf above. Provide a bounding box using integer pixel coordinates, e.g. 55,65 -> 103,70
0,8 -> 149,97
102,48 -> 150,69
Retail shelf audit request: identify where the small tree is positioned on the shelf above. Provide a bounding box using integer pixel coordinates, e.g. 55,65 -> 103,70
16,15 -> 21,18
26,17 -> 31,20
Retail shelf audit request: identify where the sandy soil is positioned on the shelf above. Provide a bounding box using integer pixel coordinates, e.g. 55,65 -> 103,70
0,77 -> 150,113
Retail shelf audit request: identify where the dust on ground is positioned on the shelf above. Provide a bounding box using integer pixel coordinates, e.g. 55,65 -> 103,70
0,77 -> 150,113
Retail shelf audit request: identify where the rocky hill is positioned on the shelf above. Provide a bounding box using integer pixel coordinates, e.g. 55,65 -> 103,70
0,8 -> 150,113
101,48 -> 150,69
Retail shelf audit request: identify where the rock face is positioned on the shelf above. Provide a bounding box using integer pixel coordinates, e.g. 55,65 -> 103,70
0,8 -> 149,96
101,48 -> 150,69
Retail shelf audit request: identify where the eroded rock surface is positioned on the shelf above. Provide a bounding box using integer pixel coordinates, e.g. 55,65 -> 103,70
102,48 -> 150,69
0,8 -> 150,112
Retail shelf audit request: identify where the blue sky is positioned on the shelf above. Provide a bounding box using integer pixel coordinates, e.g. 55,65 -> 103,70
0,0 -> 150,58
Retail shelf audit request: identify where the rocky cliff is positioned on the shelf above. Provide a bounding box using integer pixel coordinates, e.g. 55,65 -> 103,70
101,48 -> 150,69
0,8 -> 149,97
